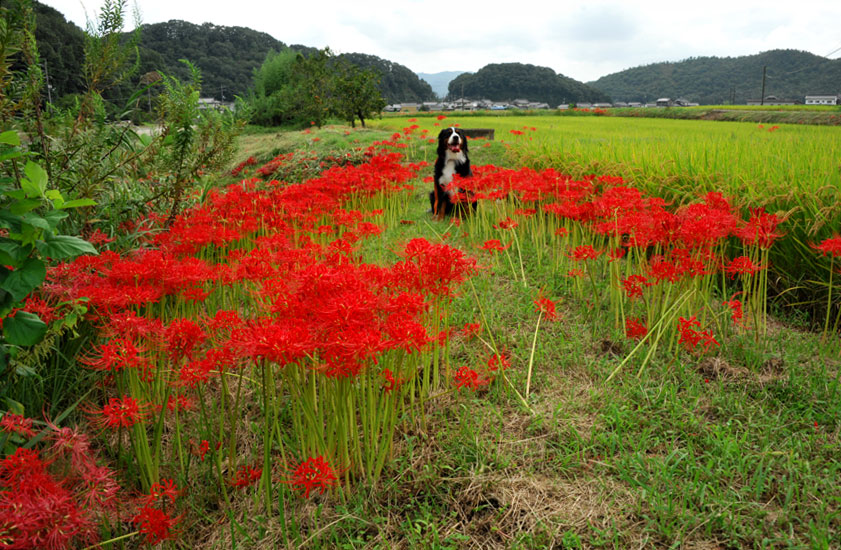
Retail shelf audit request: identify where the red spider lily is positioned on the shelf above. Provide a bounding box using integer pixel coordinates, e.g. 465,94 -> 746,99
461,322 -> 482,340
567,269 -> 585,277
677,316 -> 719,353
79,338 -> 148,374
555,227 -> 569,237
621,275 -> 651,300
90,395 -> 151,429
1,412 -> 35,438
166,394 -> 196,413
198,440 -> 210,461
608,247 -> 626,261
723,295 -> 744,326
494,217 -> 519,230
625,318 -> 648,340
568,245 -> 603,261
145,479 -> 180,507
533,295 -> 558,321
454,365 -> 489,391
436,115 -> 447,120
286,456 -> 338,498
648,256 -> 682,284
230,464 -> 262,488
509,129 -> 525,136
487,352 -> 511,373
0,448 -> 99,549
480,239 -> 510,253
132,505 -> 181,545
514,208 -> 537,217
725,256 -> 766,279
736,208 -> 783,249
381,368 -> 404,393
811,235 -> 841,258
165,319 -> 207,362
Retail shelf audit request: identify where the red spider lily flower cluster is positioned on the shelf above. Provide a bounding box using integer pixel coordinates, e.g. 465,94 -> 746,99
0,421 -> 120,550
285,455 -> 338,498
89,395 -> 151,429
132,479 -> 182,545
677,316 -> 720,353
230,464 -> 262,488
0,413 -> 35,438
454,365 -> 490,391
533,295 -> 559,321
625,318 -> 648,340
812,235 -> 841,258
480,239 -> 510,253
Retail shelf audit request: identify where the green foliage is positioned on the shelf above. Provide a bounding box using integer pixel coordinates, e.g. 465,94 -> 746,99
447,63 -> 610,105
151,59 -> 247,224
0,130 -> 96,365
332,56 -> 386,128
589,49 -> 841,104
249,48 -> 387,128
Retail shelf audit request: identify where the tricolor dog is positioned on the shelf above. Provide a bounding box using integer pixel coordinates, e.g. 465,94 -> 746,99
430,127 -> 473,219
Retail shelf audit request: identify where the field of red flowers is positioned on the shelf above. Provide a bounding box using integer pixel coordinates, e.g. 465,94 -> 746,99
3,122 -> 841,549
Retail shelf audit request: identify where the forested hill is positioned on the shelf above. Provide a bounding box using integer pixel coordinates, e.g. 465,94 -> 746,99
337,53 -> 436,104
137,20 -> 288,100
448,63 -> 611,105
588,49 -> 841,105
29,5 -> 435,104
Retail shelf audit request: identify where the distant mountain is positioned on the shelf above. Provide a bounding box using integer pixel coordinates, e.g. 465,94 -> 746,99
417,71 -> 466,99
448,63 -> 610,105
588,49 -> 841,105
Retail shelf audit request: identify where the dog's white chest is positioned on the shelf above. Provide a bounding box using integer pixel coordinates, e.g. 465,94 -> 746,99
440,150 -> 466,194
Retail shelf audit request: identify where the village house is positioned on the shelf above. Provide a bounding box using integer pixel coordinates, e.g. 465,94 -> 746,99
746,95 -> 801,106
805,95 -> 839,105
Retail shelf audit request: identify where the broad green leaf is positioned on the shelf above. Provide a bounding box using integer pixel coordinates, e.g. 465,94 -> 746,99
23,161 -> 48,197
0,149 -> 23,162
0,131 -> 20,146
0,258 -> 46,302
21,213 -> 50,231
2,189 -> 26,201
43,210 -> 69,229
0,240 -> 23,265
58,198 -> 98,209
3,311 -> 47,347
10,199 -> 41,216
36,235 -> 98,259
19,177 -> 41,199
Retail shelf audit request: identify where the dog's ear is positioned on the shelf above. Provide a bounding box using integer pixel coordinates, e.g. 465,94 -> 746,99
458,129 -> 469,153
437,128 -> 449,156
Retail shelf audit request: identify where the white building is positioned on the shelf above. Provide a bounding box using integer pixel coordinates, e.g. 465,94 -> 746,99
805,95 -> 839,106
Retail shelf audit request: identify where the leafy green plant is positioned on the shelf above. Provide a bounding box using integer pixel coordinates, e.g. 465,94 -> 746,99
0,130 -> 96,367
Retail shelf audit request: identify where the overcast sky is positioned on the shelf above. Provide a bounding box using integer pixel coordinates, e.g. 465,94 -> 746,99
40,0 -> 841,83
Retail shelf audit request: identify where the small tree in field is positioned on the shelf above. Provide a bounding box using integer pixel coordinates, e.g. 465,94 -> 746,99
333,58 -> 386,128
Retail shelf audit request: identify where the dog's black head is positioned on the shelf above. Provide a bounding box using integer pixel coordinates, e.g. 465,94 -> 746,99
437,127 -> 468,157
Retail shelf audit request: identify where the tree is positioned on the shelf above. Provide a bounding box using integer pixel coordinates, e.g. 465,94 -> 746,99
332,58 -> 385,128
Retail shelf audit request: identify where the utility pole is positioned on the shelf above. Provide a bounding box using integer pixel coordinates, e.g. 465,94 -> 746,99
760,66 -> 767,105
